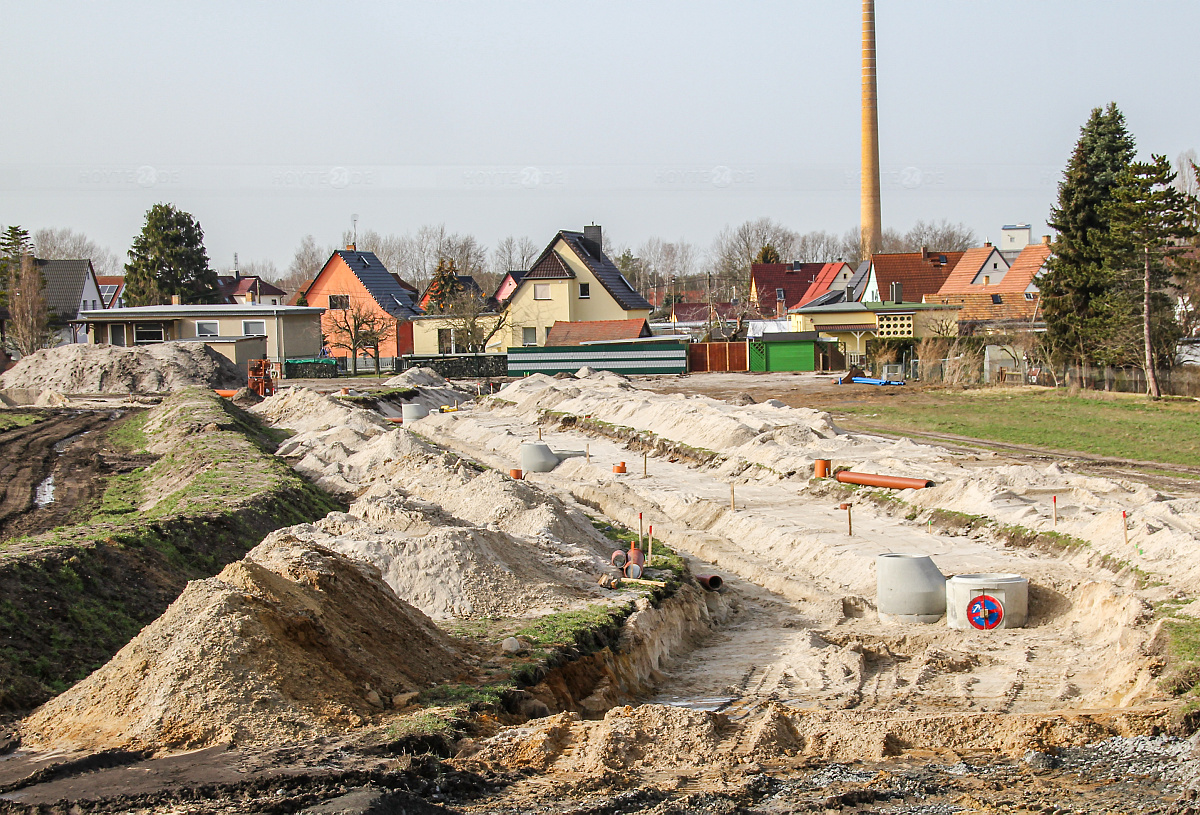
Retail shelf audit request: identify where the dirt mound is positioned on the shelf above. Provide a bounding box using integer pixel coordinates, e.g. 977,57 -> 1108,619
0,342 -> 244,394
253,387 -> 391,437
20,535 -> 470,753
383,367 -> 478,411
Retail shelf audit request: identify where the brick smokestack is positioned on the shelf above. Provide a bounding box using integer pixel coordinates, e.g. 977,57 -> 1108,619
860,0 -> 883,261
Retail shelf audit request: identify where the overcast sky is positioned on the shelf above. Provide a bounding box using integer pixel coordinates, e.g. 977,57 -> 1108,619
3,1 -> 1198,272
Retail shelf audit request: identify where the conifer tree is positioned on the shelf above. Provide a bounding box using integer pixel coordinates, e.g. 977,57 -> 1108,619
124,204 -> 217,306
0,225 -> 35,309
1042,104 -> 1136,370
1103,155 -> 1199,396
423,258 -> 464,313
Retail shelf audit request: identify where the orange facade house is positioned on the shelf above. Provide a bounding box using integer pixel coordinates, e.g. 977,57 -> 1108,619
302,248 -> 422,361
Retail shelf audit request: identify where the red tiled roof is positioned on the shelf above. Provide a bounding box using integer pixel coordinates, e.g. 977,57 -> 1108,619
524,250 -> 574,280
798,262 -> 854,307
925,292 -> 1041,323
217,275 -> 286,302
288,279 -> 315,306
544,319 -> 651,346
870,251 -> 964,302
1000,243 -> 1052,293
750,263 -> 825,312
937,246 -> 1004,295
817,323 -> 876,332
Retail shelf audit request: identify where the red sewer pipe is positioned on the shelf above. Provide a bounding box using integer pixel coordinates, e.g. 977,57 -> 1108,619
696,574 -> 723,591
835,471 -> 933,490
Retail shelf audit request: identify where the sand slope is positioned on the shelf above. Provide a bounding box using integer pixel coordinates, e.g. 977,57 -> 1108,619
20,536 -> 469,752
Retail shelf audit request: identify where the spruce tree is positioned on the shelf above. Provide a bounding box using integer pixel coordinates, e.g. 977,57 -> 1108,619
0,225 -> 35,309
1042,104 -> 1136,371
1102,155 -> 1198,396
124,204 -> 218,306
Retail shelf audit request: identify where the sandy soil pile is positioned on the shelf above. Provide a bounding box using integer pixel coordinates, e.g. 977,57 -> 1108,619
0,342 -> 244,393
479,371 -> 1200,593
251,388 -> 613,619
384,367 -> 479,411
20,535 -> 469,753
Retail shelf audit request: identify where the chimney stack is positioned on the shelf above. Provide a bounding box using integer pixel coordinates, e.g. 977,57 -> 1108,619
860,0 -> 883,261
1042,235 -> 1052,246
889,281 -> 902,303
171,294 -> 182,306
583,224 -> 603,256
346,244 -> 356,251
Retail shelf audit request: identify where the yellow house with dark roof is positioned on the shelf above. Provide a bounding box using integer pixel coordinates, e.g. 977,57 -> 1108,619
500,225 -> 652,350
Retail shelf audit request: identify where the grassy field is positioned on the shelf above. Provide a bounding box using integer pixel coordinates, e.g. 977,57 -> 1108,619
830,387 -> 1200,467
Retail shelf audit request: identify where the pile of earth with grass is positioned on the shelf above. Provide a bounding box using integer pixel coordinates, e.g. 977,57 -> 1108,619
0,388 -> 339,712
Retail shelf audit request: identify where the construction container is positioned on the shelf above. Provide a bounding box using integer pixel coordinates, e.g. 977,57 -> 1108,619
875,553 -> 946,624
946,573 -> 1028,630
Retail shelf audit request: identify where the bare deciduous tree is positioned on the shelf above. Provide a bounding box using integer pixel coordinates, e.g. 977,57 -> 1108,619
7,255 -> 53,356
325,296 -> 395,376
277,234 -> 332,299
1175,149 -> 1199,200
709,218 -> 799,284
439,290 -> 508,353
490,236 -> 539,275
33,228 -> 120,276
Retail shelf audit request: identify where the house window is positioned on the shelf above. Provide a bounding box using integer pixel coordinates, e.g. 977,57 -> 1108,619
534,284 -> 551,300
522,327 -> 537,346
328,294 -> 350,310
242,320 -> 266,336
1024,292 -> 1036,301
579,283 -> 590,299
195,321 -> 219,337
775,288 -> 785,301
991,294 -> 1003,305
133,323 -> 164,344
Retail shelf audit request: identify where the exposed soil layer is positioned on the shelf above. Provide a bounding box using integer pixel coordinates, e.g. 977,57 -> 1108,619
0,410 -> 154,543
0,391 -> 341,713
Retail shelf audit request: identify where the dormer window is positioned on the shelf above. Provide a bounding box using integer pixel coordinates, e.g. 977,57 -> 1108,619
775,288 -> 785,301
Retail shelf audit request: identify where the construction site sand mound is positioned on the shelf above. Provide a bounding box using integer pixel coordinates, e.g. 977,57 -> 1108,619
384,367 -> 479,410
250,387 -> 613,619
0,342 -> 244,394
475,372 -> 1200,589
20,536 -> 470,753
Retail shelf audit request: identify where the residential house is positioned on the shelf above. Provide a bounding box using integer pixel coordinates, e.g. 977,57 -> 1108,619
856,249 -> 965,305
924,240 -> 1051,334
96,276 -> 125,309
492,270 -> 525,307
301,248 -> 422,362
216,274 -> 287,306
500,225 -> 653,350
40,259 -> 105,344
81,302 -> 324,375
795,262 -> 857,308
418,275 -> 484,311
789,299 -> 961,365
748,262 -> 825,318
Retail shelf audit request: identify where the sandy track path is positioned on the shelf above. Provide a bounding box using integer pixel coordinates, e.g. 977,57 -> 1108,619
418,403 -> 1156,716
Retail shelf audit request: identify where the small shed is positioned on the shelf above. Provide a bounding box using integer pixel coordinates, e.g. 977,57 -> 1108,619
748,331 -> 842,372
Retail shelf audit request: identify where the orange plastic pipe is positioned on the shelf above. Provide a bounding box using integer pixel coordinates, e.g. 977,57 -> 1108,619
835,471 -> 933,490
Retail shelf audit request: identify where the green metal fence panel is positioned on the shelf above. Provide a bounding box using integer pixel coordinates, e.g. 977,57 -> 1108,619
507,343 -> 688,376
748,341 -> 767,372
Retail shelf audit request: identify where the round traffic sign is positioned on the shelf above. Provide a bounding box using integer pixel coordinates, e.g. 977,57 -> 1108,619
967,594 -> 1004,630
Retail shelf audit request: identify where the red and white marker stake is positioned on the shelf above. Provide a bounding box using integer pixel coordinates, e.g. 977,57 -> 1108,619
1052,495 -> 1057,527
